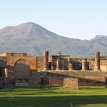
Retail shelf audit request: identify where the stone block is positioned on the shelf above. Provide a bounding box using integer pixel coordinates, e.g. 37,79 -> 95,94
63,78 -> 79,90
49,77 -> 63,86
29,77 -> 41,87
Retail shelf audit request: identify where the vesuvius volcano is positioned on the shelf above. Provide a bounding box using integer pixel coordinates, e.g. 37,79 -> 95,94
0,22 -> 107,57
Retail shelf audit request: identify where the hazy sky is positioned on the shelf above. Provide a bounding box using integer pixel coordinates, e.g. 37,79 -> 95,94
0,0 -> 107,40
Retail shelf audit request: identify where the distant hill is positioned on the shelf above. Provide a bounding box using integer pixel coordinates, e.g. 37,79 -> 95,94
0,22 -> 107,57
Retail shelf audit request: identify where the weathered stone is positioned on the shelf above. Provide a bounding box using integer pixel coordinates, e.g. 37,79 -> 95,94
94,52 -> 100,71
56,59 -> 61,70
29,77 -> 41,87
43,50 -> 49,71
4,68 -> 8,78
0,51 -> 107,89
48,77 -> 63,86
82,59 -> 87,71
63,78 -> 79,90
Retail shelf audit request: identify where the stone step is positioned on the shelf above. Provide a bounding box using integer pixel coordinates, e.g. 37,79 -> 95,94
15,82 -> 29,87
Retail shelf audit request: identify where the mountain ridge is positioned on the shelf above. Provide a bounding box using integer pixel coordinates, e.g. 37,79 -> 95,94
0,22 -> 107,57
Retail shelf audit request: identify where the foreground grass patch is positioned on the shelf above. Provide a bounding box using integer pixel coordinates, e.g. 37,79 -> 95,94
0,86 -> 107,107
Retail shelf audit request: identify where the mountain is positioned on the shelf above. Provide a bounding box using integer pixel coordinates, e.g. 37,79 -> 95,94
0,22 -> 107,57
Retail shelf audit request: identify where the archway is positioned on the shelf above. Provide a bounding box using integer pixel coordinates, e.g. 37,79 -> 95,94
14,59 -> 30,86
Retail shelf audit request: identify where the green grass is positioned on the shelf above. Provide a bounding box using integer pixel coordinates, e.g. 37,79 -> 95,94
0,86 -> 107,107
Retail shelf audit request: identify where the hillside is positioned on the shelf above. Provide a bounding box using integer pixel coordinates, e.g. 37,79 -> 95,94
0,22 -> 107,57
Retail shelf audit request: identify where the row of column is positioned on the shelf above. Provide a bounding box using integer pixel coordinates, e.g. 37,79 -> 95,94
56,58 -> 73,70
44,57 -> 89,71
56,59 -> 86,71
79,52 -> 101,71
43,50 -> 100,71
55,52 -> 101,71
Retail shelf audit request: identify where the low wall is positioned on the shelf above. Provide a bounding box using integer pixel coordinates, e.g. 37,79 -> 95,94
47,71 -> 106,86
48,77 -> 79,89
49,77 -> 63,86
63,78 -> 79,90
0,77 -> 15,88
29,77 -> 41,87
79,77 -> 105,86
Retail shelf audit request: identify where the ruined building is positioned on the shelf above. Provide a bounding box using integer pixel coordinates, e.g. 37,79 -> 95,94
0,51 -> 107,89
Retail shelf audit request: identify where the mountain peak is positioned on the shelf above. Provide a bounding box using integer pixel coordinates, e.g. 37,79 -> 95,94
95,35 -> 107,38
19,22 -> 39,27
91,35 -> 107,40
16,22 -> 52,34
0,22 -> 107,57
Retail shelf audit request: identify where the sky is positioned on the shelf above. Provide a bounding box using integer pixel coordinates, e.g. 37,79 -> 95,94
0,0 -> 107,40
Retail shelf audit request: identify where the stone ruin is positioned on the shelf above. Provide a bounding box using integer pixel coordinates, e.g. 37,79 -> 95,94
0,51 -> 107,89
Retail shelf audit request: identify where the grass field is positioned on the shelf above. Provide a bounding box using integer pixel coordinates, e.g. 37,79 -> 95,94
0,86 -> 107,107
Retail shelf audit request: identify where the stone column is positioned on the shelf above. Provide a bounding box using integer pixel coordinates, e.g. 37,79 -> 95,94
94,52 -> 100,71
35,56 -> 38,71
4,68 -> 8,78
50,62 -> 53,70
68,58 -> 73,71
56,59 -> 60,71
82,59 -> 87,71
68,63 -> 73,71
43,50 -> 49,71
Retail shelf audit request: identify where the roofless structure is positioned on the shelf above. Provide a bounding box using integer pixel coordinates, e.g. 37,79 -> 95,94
0,51 -> 107,89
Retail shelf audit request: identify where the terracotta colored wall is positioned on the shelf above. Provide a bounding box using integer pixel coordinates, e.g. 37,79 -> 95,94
7,55 -> 36,71
49,77 -> 63,86
63,78 -> 79,90
79,77 -> 105,86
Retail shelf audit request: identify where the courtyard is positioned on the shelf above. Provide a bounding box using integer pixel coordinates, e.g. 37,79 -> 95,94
0,86 -> 107,107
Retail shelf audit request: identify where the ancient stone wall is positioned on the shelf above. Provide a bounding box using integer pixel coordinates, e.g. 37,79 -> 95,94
0,77 -> 15,88
29,77 -> 41,87
79,77 -> 105,86
48,77 -> 63,86
47,71 -> 106,86
63,78 -> 79,89
36,56 -> 44,71
4,54 -> 36,80
7,55 -> 36,71
100,59 -> 107,71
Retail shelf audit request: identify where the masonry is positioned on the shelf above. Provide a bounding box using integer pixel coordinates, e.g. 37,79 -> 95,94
0,51 -> 107,89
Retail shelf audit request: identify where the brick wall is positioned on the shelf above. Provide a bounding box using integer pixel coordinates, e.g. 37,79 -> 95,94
48,77 -> 63,86
63,78 -> 79,90
29,77 -> 41,87
79,77 -> 105,86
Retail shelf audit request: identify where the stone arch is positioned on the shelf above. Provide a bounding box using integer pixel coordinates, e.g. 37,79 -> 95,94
14,59 -> 30,80
14,58 -> 29,66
